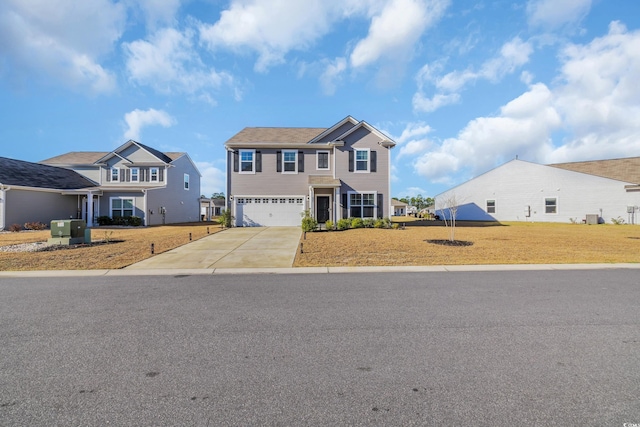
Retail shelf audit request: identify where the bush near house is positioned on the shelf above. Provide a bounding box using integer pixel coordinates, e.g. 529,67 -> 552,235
24,222 -> 48,230
324,220 -> 334,230
96,216 -> 143,226
337,218 -> 350,231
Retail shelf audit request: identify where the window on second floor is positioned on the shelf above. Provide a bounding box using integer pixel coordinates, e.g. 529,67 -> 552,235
150,167 -> 159,182
283,150 -> 297,173
131,168 -> 139,182
111,167 -> 119,182
356,149 -> 369,171
240,150 -> 254,173
184,173 -> 190,190
317,151 -> 329,170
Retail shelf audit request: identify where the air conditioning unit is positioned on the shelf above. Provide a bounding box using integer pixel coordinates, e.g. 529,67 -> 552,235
585,214 -> 599,225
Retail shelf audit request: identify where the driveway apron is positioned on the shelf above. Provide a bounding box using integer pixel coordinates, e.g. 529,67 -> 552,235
125,227 -> 301,269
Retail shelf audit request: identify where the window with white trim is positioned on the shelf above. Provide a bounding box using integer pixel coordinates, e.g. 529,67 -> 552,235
317,151 -> 329,170
545,198 -> 557,214
240,150 -> 255,173
355,149 -> 369,172
131,168 -> 139,182
111,198 -> 134,218
486,200 -> 496,214
349,192 -> 376,218
111,167 -> 119,182
150,167 -> 159,182
283,150 -> 297,173
184,173 -> 190,190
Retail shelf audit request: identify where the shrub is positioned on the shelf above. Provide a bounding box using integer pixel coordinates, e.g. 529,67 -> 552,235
301,210 -> 318,232
351,217 -> 364,229
611,216 -> 625,225
363,218 -> 375,228
127,216 -> 143,227
24,221 -> 47,230
324,220 -> 334,230
374,218 -> 391,229
337,218 -> 350,231
8,223 -> 22,232
97,216 -> 113,226
220,209 -> 233,228
391,223 -> 400,230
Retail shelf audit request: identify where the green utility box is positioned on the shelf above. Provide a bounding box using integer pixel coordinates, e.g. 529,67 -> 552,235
48,219 -> 87,245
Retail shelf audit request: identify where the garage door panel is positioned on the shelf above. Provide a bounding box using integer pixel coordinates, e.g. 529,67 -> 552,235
235,196 -> 305,227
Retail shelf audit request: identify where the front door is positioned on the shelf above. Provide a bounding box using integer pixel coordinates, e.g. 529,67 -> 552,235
316,196 -> 330,223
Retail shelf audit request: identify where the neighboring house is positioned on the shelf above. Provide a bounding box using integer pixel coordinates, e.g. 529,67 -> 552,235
225,116 -> 396,227
37,140 -> 201,227
0,157 -> 98,231
435,158 -> 640,224
200,196 -> 225,220
391,198 -> 409,216
406,205 -> 418,216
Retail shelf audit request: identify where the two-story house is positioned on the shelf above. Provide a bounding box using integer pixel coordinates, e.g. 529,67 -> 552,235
225,116 -> 396,227
35,140 -> 201,226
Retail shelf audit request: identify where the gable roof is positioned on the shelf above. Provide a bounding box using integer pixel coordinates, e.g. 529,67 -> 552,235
225,127 -> 326,147
548,157 -> 640,184
0,157 -> 98,190
95,140 -> 174,164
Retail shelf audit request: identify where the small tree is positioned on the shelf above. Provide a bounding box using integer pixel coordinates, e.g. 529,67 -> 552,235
301,210 -> 318,232
439,194 -> 460,242
220,209 -> 233,228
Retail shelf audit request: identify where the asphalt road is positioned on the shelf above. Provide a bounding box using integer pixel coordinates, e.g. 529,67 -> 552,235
1,270 -> 639,426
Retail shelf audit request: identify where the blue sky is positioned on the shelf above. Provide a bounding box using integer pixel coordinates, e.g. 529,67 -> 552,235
1,0 -> 639,199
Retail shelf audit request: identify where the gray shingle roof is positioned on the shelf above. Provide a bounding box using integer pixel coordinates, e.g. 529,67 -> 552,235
225,127 -> 327,146
548,157 -> 640,184
0,157 -> 98,190
40,152 -> 108,165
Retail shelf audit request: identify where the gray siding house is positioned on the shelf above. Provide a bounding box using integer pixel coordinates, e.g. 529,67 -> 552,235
225,116 -> 396,227
0,141 -> 201,230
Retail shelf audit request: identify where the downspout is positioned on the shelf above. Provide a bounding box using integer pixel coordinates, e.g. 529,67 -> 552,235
142,189 -> 147,226
0,186 -> 9,231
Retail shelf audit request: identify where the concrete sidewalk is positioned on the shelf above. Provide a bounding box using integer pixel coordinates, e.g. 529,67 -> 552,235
125,226 -> 302,270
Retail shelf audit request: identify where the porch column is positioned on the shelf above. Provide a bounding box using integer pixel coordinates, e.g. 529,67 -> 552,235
208,199 -> 213,221
86,191 -> 94,227
308,186 -> 314,217
335,187 -> 340,221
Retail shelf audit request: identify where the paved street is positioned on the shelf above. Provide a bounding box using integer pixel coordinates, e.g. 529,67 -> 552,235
1,270 -> 639,425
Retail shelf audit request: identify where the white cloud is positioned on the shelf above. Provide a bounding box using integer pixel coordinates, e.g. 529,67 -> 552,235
0,0 -> 125,93
414,37 -> 533,113
196,161 -> 226,198
123,27 -> 237,102
527,0 -> 592,30
411,21 -> 640,187
319,57 -> 347,95
350,0 -> 449,69
127,0 -> 181,29
123,108 -> 176,141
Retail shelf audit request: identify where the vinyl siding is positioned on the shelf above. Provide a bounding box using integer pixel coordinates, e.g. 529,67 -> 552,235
3,188 -> 80,227
435,160 -> 640,223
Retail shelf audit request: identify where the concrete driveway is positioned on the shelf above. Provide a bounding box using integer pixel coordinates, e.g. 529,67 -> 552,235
126,227 -> 301,270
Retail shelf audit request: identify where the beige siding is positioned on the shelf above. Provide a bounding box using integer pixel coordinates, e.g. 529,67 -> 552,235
4,189 -> 80,226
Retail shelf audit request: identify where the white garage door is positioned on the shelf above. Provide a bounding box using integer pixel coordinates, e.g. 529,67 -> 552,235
235,196 -> 305,226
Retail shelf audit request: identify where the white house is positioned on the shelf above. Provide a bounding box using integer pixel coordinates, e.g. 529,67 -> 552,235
435,158 -> 640,224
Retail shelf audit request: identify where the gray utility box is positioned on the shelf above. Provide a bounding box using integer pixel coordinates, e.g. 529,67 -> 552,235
585,214 -> 599,225
48,220 -> 87,245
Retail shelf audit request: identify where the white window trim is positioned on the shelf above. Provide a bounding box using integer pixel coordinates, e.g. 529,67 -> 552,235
354,148 -> 370,173
184,173 -> 190,190
239,149 -> 256,174
150,167 -> 159,182
282,150 -> 297,174
131,167 -> 139,182
347,190 -> 377,219
316,150 -> 330,170
486,199 -> 496,214
110,197 -> 134,218
111,167 -> 119,182
544,197 -> 558,214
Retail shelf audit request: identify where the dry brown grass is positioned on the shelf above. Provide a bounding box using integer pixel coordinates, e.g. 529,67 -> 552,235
294,222 -> 640,267
2,221 -> 639,271
0,223 -> 223,271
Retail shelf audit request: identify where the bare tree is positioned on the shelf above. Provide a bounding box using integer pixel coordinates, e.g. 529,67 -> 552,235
439,194 -> 460,242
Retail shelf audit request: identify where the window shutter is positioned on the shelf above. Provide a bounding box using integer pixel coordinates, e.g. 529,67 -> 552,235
342,193 -> 348,219
120,168 -> 125,182
126,169 -> 131,182
377,193 -> 384,218
233,151 -> 239,172
159,168 -> 164,181
349,151 -> 354,172
256,151 -> 262,172
142,168 -> 147,182
370,151 -> 377,172
277,151 -> 282,172
298,151 -> 304,173
106,168 -> 111,182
